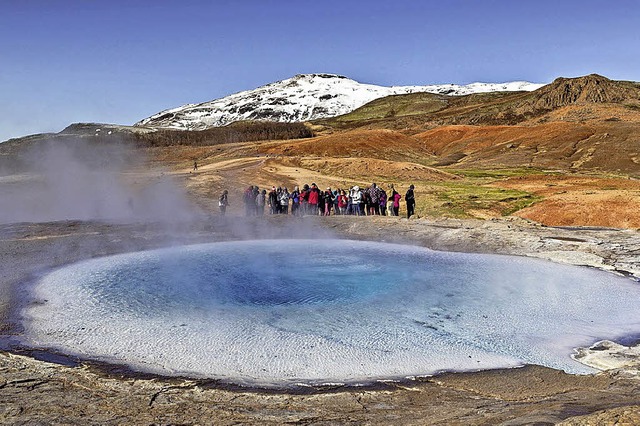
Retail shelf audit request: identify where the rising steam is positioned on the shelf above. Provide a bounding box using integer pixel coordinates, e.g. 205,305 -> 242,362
0,137 -> 199,224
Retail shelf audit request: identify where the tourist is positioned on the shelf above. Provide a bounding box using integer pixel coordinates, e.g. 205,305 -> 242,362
290,186 -> 301,216
279,187 -> 290,214
300,184 -> 309,215
379,188 -> 387,216
252,186 -> 260,215
367,183 -> 381,215
346,188 -> 354,215
275,187 -> 282,214
323,187 -> 333,216
350,186 -> 363,216
361,190 -> 370,215
308,183 -> 320,215
405,184 -> 415,218
332,188 -> 340,214
390,185 -> 401,216
233,180 -> 418,220
218,190 -> 229,216
268,186 -> 278,215
337,190 -> 348,215
318,187 -> 325,215
256,189 -> 266,216
388,184 -> 396,215
243,186 -> 255,216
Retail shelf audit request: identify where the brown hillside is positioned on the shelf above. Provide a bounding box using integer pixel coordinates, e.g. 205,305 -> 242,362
414,122 -> 595,163
257,129 -> 435,162
414,123 -> 592,155
288,157 -> 457,183
526,74 -> 640,109
414,122 -> 640,173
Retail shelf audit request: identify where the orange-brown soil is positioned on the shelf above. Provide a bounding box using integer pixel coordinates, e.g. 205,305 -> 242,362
258,129 -> 435,161
414,121 -> 640,173
494,175 -> 640,228
145,123 -> 640,229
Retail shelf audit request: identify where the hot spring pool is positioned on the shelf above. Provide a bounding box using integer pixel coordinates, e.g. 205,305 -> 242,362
21,239 -> 640,387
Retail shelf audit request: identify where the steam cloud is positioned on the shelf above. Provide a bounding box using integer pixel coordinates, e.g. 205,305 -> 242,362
0,137 -> 199,224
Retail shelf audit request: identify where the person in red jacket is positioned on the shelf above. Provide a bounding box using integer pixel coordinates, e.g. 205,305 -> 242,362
307,183 -> 320,215
337,190 -> 348,215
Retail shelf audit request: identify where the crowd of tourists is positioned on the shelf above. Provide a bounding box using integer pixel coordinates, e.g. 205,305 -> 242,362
218,183 -> 416,218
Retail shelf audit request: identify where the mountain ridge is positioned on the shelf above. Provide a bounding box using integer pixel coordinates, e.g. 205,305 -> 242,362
135,73 -> 543,130
319,73 -> 640,132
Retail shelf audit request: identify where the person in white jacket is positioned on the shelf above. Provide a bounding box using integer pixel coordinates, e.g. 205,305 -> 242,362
350,186 -> 363,216
278,187 -> 290,215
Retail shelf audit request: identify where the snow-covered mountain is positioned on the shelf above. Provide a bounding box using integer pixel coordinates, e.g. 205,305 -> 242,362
135,73 -> 544,130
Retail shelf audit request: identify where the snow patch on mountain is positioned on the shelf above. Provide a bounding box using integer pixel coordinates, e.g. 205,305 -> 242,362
135,73 -> 544,130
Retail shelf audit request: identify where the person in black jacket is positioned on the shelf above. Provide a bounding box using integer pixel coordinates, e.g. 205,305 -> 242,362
405,184 -> 415,219
218,190 -> 229,216
268,186 -> 278,215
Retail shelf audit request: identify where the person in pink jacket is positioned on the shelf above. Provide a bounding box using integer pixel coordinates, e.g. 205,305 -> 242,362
390,185 -> 401,217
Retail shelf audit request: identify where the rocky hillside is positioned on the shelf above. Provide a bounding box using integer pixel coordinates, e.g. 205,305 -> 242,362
527,74 -> 640,109
135,73 -> 542,130
321,74 -> 640,132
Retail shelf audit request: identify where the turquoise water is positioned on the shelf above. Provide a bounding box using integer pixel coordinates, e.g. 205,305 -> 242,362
22,239 -> 640,387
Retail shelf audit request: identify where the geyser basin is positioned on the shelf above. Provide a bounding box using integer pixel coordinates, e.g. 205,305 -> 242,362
22,239 -> 640,387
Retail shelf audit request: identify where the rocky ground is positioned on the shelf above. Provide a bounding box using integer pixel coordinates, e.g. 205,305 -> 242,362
1,216 -> 640,424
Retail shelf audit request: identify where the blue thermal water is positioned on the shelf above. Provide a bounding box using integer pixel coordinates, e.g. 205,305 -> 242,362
22,239 -> 640,387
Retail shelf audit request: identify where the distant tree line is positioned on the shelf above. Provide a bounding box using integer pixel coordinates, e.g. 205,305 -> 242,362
133,121 -> 314,147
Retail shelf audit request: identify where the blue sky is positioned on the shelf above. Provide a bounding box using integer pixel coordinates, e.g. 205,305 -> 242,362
1,0 -> 639,142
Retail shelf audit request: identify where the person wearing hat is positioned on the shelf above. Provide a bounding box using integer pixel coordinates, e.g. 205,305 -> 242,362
350,186 -> 363,216
405,184 -> 415,218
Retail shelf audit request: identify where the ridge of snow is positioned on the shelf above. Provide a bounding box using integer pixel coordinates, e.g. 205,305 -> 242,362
135,73 -> 545,130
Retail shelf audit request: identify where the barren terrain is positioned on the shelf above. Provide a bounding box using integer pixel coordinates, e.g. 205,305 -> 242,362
1,73 -> 640,424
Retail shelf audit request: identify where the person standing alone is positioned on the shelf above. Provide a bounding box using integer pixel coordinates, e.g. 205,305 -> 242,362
405,184 -> 415,219
218,190 -> 229,216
